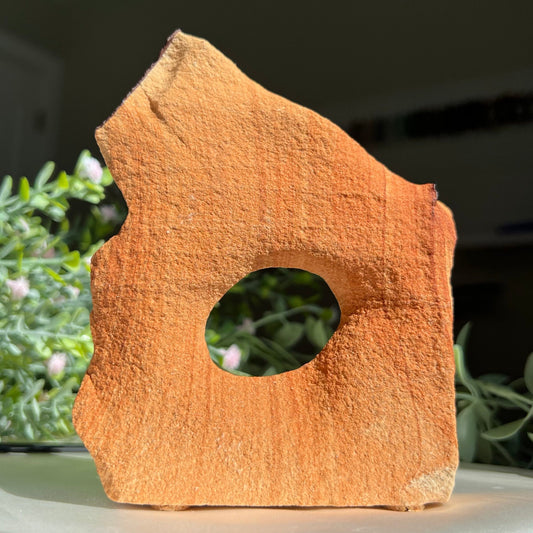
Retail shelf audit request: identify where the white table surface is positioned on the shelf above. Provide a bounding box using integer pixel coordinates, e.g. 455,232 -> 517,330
0,453 -> 532,533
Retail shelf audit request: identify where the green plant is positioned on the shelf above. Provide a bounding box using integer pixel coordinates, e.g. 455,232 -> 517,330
455,323 -> 533,468
0,152 -> 115,442
206,268 -> 340,376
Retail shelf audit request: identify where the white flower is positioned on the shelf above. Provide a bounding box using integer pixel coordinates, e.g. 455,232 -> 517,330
220,344 -> 242,370
99,204 -> 119,223
79,156 -> 103,183
67,285 -> 80,298
6,277 -> 30,300
236,317 -> 256,335
47,352 -> 67,376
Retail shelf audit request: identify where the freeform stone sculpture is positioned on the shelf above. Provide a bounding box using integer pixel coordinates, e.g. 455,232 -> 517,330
73,31 -> 458,510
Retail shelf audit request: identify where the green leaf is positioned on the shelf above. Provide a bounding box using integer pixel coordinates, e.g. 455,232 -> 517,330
528,433 -> 533,443
263,366 -> 278,376
84,181 -> 103,193
19,177 -> 30,202
23,422 -> 35,441
478,373 -> 508,385
262,338 -> 301,367
455,392 -> 475,401
74,149 -> 91,175
227,369 -> 252,377
47,312 -> 72,331
0,176 -> 13,201
30,193 -> 50,210
6,343 -> 22,356
205,329 -> 221,345
57,171 -> 69,190
16,249 -> 23,271
273,322 -> 304,349
44,267 -> 65,284
456,403 -> 477,462
273,297 -> 288,313
34,161 -> 55,189
245,337 -> 291,373
287,295 -> 304,308
482,406 -> 533,441
473,400 -> 493,427
17,401 -> 27,422
524,352 -> 533,394
456,322 -> 472,348
63,250 -> 80,271
30,397 -> 41,422
454,345 -> 475,394
47,206 -> 65,221
49,197 -> 68,210
57,418 -> 71,435
59,217 -> 70,233
49,377 -> 78,402
320,307 -> 334,322
482,419 -> 527,441
22,379 -> 45,403
100,167 -> 113,186
85,193 -> 102,204
482,382 -> 531,408
0,239 -> 18,259
305,316 -> 329,349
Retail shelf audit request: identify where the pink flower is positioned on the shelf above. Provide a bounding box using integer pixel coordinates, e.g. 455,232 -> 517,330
79,156 -> 103,183
47,352 -> 67,376
220,344 -> 242,370
67,285 -> 80,298
6,277 -> 30,300
99,204 -> 120,223
236,317 -> 256,335
30,242 -> 53,258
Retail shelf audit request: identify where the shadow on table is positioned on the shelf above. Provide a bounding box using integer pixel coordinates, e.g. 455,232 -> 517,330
0,453 -> 131,509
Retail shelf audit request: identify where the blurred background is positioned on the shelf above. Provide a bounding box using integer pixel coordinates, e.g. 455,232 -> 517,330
1,0 -> 532,379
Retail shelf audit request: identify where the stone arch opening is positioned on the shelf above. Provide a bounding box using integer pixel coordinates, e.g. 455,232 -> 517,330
205,267 -> 340,376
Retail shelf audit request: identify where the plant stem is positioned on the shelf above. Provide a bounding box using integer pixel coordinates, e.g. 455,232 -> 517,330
252,304 -> 322,329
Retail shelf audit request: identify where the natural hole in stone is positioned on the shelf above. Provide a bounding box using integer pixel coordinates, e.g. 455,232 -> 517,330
205,268 -> 340,376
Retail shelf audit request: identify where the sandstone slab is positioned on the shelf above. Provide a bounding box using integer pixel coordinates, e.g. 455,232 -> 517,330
73,31 -> 458,510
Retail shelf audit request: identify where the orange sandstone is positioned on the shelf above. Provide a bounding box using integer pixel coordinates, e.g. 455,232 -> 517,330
73,31 -> 458,510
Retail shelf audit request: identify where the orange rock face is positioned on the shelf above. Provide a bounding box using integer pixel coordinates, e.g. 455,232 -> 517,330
73,31 -> 458,510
